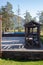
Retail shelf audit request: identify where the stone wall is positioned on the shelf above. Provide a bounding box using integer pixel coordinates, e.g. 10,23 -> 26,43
2,51 -> 43,60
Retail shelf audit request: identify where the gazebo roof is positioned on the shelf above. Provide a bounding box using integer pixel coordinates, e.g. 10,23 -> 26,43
24,20 -> 41,28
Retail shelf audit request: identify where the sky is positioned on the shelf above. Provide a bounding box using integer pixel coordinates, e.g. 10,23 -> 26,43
0,0 -> 43,19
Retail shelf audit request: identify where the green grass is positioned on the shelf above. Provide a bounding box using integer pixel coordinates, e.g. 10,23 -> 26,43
0,58 -> 43,65
40,35 -> 43,44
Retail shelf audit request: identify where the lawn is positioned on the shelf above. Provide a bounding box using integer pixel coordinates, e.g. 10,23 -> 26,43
0,58 -> 43,65
40,35 -> 43,44
40,31 -> 43,44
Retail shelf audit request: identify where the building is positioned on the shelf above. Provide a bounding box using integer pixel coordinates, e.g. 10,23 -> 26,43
24,20 -> 41,48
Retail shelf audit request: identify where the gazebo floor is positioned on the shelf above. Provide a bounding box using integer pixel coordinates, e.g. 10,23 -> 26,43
2,48 -> 43,52
2,43 -> 43,52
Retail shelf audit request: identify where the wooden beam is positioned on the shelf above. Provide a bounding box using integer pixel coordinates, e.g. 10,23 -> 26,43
0,15 -> 2,57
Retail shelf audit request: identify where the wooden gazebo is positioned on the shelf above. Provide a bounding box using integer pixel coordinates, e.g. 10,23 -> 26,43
24,20 -> 41,48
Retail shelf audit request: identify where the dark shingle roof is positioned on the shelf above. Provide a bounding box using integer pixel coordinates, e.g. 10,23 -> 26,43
24,20 -> 41,27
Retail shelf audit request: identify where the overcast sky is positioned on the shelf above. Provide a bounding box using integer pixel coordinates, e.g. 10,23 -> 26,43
0,0 -> 43,19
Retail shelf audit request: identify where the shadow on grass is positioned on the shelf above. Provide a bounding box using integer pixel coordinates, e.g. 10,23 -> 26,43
40,35 -> 43,37
1,57 -> 43,62
40,35 -> 43,44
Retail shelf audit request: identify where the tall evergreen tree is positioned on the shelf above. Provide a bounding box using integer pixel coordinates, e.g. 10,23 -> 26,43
24,11 -> 32,23
0,2 -> 14,32
37,11 -> 43,23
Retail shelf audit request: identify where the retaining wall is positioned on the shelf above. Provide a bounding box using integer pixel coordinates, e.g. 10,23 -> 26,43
1,51 -> 43,60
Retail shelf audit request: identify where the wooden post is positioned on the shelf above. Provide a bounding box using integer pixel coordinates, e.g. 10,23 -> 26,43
0,15 -> 2,57
37,26 -> 40,47
38,26 -> 40,46
24,27 -> 26,48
